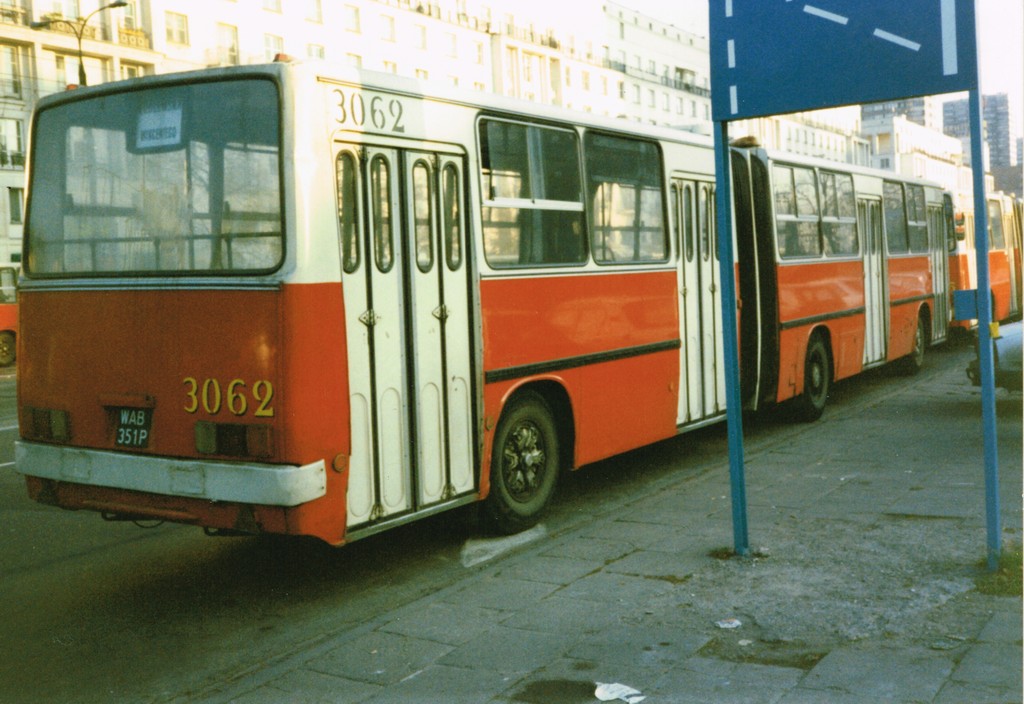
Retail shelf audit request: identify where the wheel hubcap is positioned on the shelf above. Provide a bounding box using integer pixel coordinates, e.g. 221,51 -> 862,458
502,423 -> 546,502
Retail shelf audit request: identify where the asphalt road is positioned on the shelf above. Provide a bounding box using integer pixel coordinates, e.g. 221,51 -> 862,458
0,343 -> 1011,703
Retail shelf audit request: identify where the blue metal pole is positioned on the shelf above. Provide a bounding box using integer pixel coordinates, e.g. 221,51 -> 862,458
967,87 -> 1002,572
713,120 -> 750,557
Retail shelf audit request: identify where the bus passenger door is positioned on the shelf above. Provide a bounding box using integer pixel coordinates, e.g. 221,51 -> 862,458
402,151 -> 476,510
859,198 -> 888,365
928,203 -> 950,342
337,144 -> 414,528
674,178 -> 723,425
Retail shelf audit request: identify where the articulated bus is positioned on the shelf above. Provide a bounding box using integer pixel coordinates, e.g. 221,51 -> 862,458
949,192 -> 1024,331
15,62 -> 952,544
0,265 -> 17,367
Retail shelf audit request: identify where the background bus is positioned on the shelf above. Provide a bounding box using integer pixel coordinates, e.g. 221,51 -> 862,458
0,265 -> 17,367
15,61 -> 954,545
949,192 -> 1023,331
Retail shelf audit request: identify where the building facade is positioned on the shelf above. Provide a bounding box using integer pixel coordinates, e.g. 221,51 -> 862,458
0,0 -> 1003,266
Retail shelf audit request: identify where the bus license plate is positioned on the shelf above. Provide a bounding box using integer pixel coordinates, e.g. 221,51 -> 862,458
115,407 -> 152,448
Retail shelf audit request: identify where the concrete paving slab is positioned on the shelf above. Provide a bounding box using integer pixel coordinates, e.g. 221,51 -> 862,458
977,599 -> 1024,643
493,554 -> 603,585
651,658 -> 804,704
933,679 -> 1021,704
557,570 -> 678,604
226,668 -> 382,704
495,594 -> 619,635
566,623 -> 710,669
950,642 -> 1024,691
439,576 -> 560,612
360,663 -> 519,704
801,647 -> 953,701
438,625 -> 575,673
378,601 -> 508,646
310,630 -> 454,686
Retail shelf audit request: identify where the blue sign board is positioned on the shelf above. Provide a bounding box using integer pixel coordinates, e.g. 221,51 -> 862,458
710,0 -> 979,120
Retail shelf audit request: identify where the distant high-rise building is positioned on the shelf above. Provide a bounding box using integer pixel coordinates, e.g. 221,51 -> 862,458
862,97 -> 942,130
943,94 -> 1019,170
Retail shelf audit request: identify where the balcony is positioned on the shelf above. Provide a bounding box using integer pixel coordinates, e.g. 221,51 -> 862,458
119,25 -> 150,49
0,5 -> 27,26
39,13 -> 100,41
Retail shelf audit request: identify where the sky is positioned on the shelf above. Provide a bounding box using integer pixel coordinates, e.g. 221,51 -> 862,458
625,0 -> 1024,125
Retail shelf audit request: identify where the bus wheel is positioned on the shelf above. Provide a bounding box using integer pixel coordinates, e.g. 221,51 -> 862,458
0,331 -> 14,367
482,391 -> 560,535
793,334 -> 830,422
897,314 -> 926,376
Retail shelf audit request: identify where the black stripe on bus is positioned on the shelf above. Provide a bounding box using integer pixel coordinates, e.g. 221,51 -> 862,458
484,339 -> 681,384
890,293 -> 934,307
779,307 -> 866,331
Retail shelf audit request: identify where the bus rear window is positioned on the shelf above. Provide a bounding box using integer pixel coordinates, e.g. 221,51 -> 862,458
26,78 -> 283,276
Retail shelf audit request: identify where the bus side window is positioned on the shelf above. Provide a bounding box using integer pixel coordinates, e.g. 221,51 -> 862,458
336,151 -> 360,274
412,161 -> 434,273
479,119 -> 584,268
442,164 -> 462,271
988,200 -> 1006,250
820,171 -> 857,256
584,133 -> 667,264
907,185 -> 928,252
370,154 -> 394,273
774,164 -> 821,258
883,181 -> 908,254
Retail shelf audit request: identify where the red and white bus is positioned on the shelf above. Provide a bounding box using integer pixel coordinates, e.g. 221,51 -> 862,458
15,62 -> 953,544
731,148 -> 952,421
949,192 -> 1023,331
0,265 -> 17,367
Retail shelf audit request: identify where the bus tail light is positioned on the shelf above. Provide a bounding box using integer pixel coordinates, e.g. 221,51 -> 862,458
195,421 -> 275,459
23,407 -> 71,443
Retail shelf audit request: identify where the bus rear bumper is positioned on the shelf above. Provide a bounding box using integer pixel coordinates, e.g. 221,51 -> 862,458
14,441 -> 327,507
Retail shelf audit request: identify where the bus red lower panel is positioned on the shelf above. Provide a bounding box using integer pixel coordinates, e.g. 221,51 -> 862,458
480,271 -> 679,471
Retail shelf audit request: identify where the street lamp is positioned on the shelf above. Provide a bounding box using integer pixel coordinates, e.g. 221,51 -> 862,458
31,1 -> 128,87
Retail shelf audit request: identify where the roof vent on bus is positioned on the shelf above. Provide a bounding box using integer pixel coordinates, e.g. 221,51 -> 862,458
273,53 -> 296,63
730,136 -> 761,148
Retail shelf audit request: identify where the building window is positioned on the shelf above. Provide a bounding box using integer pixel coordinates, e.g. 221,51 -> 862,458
306,0 -> 322,22
121,63 -> 141,80
0,118 -> 22,168
264,34 -> 283,62
382,60 -> 397,74
416,25 -> 427,50
647,89 -> 655,107
307,44 -> 325,59
445,32 -> 457,58
582,71 -> 590,90
8,188 -> 22,224
449,75 -> 459,87
344,5 -> 360,33
381,15 -> 395,41
631,84 -> 640,104
346,53 -> 362,68
0,45 -> 21,99
165,12 -> 188,45
415,68 -> 429,80
263,0 -> 281,11
216,23 -> 239,65
122,1 -> 138,30
476,42 -> 485,64
473,81 -> 485,91
53,0 -> 79,19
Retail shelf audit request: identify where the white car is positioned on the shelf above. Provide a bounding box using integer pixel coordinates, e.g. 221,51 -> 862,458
967,321 -> 1022,391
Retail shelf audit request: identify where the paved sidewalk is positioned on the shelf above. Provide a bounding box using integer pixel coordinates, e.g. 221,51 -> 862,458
212,346 -> 1022,704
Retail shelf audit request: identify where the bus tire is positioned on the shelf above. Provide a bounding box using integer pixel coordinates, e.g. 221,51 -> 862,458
897,313 -> 926,376
793,334 -> 830,422
0,331 -> 14,367
482,391 -> 560,535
